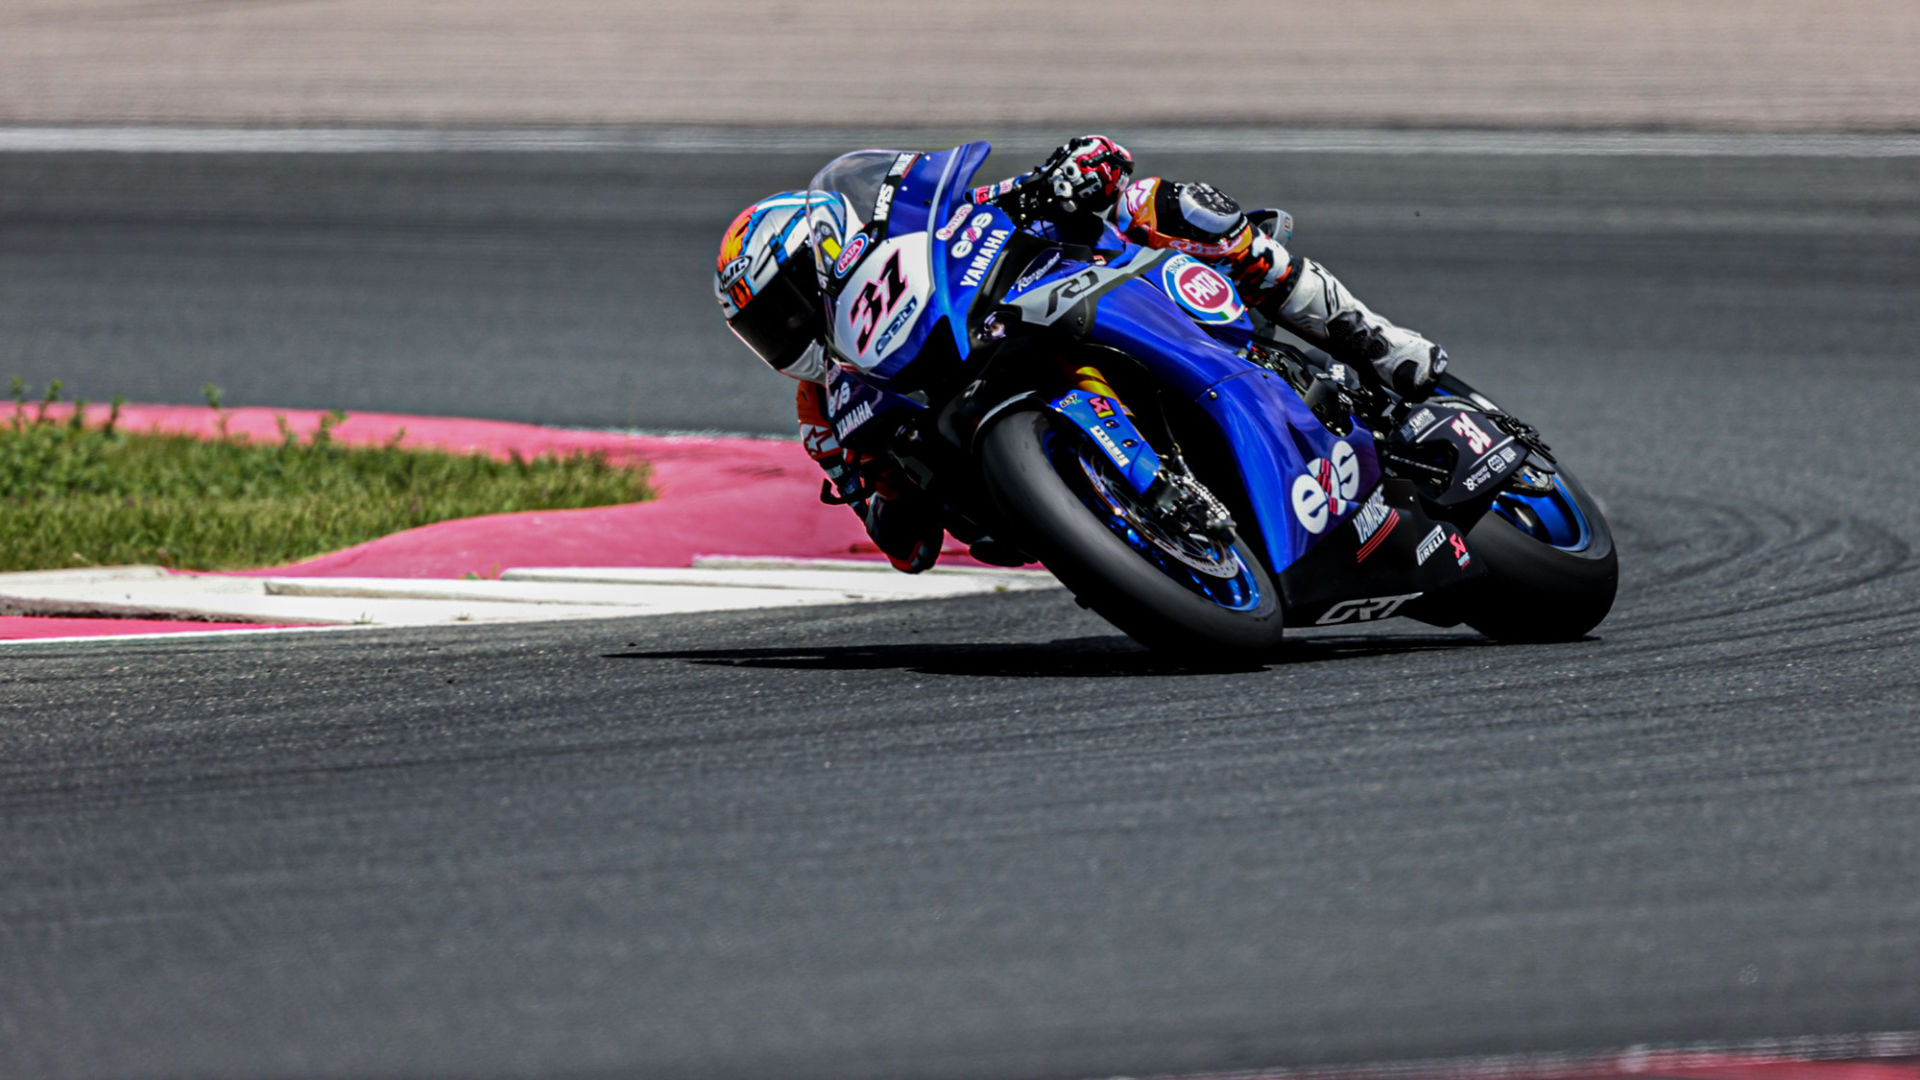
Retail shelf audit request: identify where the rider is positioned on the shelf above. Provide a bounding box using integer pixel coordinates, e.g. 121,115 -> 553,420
713,136 -> 1450,573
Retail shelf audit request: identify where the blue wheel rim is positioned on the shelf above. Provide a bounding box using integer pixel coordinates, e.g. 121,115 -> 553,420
1429,387 -> 1592,552
1045,430 -> 1264,612
1492,475 -> 1592,551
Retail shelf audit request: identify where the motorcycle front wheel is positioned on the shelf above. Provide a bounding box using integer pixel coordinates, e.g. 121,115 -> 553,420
979,408 -> 1285,657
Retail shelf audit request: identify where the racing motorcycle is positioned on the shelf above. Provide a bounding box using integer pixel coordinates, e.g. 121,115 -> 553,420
806,143 -> 1616,655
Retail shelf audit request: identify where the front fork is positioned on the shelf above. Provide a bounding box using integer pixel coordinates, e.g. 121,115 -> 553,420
1042,358 -> 1162,493
1048,359 -> 1234,533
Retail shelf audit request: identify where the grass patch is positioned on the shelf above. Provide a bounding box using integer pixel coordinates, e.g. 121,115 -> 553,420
0,381 -> 651,572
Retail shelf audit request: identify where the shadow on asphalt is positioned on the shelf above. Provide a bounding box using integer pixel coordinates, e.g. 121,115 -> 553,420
605,632 -> 1492,678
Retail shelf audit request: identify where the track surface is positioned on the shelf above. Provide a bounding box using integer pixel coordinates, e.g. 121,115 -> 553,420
4,142 -> 1920,1078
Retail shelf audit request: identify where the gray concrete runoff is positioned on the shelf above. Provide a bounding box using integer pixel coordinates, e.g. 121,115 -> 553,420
5,126 -> 1920,157
4,0 -> 1917,130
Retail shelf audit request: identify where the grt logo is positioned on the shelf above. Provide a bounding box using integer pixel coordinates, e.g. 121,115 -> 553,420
1315,593 -> 1422,625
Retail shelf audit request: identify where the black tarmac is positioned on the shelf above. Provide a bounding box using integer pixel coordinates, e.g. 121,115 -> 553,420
2,142 -> 1918,1079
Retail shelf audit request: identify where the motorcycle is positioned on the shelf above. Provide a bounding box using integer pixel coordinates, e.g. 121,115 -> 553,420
804,143 -> 1616,656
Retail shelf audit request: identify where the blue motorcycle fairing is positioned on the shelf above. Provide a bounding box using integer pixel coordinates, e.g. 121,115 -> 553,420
823,362 -> 925,446
1152,253 -> 1255,350
1004,249 -> 1076,298
1002,227 -> 1254,350
860,142 -> 1003,384
1081,276 -> 1381,573
1046,389 -> 1162,495
1192,369 -> 1383,573
870,143 -> 1253,382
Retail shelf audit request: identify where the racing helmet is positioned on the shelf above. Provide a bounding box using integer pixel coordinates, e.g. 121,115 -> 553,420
715,190 -> 848,374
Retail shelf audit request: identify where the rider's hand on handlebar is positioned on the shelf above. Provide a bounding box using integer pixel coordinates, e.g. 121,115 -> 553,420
972,170 -> 1053,223
1035,135 -> 1133,216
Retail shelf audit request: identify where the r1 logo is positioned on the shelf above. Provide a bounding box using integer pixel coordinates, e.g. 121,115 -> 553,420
1044,269 -> 1102,316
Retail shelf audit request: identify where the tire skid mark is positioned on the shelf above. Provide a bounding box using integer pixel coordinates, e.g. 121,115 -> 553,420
1599,486 -> 1911,635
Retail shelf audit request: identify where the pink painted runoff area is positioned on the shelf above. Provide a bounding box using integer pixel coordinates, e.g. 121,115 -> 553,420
1,403 -> 979,640
0,617 -> 294,642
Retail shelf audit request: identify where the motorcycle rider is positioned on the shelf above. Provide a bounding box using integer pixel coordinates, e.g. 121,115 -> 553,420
713,136 -> 1450,573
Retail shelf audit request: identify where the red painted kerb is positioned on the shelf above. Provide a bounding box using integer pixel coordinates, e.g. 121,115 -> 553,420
2,403 -> 982,640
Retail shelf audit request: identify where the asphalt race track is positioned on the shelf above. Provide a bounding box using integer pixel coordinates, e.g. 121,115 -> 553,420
3,136 -> 1919,1078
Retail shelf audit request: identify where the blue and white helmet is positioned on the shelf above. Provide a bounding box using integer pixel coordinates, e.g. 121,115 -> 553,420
715,190 -> 851,374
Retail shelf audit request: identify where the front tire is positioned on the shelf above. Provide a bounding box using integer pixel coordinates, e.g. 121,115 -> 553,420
978,409 -> 1286,657
1458,467 -> 1618,642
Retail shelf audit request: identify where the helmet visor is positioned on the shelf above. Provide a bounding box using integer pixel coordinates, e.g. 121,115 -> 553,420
726,255 -> 820,373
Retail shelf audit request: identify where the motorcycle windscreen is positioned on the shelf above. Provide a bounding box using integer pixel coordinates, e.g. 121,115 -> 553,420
806,142 -> 992,382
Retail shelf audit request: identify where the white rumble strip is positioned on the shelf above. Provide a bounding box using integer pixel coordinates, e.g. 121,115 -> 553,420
0,557 -> 1057,642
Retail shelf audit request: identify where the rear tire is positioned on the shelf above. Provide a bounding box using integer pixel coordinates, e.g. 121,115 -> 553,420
1458,467 -> 1618,642
979,409 -> 1286,657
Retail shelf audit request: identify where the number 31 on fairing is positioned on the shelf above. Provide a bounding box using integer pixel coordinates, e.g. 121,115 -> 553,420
831,235 -> 931,367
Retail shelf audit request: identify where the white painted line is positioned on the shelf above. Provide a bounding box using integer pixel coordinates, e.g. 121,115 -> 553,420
0,625 -> 350,648
0,559 -> 1060,638
688,554 -> 1049,577
503,560 -> 1055,595
1109,1029 -> 1920,1080
4,126 -> 1919,157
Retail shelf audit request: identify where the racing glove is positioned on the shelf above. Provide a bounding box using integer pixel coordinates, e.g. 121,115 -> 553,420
797,382 -> 943,572
1036,135 -> 1134,216
850,452 -> 944,574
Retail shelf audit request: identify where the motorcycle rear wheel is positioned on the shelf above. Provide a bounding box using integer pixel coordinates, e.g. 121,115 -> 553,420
1457,466 -> 1618,642
979,408 -> 1286,658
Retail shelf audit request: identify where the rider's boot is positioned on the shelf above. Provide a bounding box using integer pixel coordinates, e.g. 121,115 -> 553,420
1261,252 -> 1448,398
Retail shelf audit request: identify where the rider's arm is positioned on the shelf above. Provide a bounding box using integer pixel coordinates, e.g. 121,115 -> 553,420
971,135 -> 1134,245
795,376 -> 944,573
795,377 -> 861,496
1115,176 -> 1300,305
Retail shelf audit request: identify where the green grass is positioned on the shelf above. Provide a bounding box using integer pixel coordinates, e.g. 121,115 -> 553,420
0,382 -> 651,572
